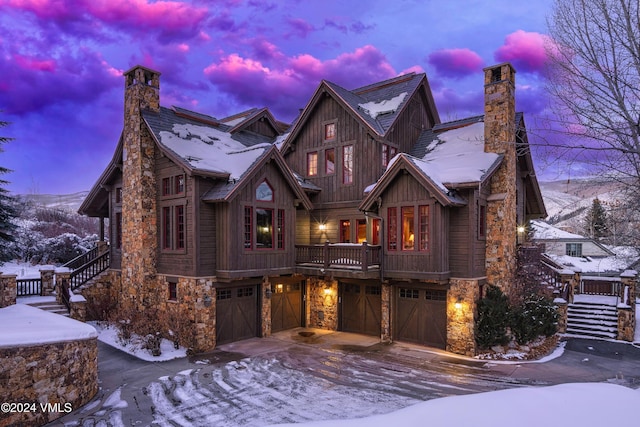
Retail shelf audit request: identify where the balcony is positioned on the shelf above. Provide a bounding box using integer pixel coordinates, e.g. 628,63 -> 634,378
295,242 -> 381,279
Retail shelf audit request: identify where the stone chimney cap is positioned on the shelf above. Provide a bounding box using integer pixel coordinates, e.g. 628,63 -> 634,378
482,62 -> 516,73
123,64 -> 162,77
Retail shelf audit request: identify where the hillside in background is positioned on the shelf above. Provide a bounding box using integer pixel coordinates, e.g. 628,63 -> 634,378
16,191 -> 89,213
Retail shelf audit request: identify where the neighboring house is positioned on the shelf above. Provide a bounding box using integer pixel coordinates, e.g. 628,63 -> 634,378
79,62 -> 546,356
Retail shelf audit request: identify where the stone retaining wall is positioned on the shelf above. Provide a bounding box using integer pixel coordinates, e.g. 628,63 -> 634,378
0,338 -> 98,427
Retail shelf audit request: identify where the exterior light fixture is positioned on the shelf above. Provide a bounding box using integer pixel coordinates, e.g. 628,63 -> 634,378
517,225 -> 526,233
265,287 -> 272,299
454,297 -> 463,310
203,294 -> 212,307
323,285 -> 332,295
319,223 -> 326,231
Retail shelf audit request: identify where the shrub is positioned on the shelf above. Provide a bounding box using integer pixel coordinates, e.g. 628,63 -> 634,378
475,285 -> 511,349
510,294 -> 558,344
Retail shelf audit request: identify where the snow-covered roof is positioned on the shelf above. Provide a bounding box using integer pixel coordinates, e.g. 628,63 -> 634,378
418,121 -> 500,185
159,123 -> 273,180
358,92 -> 407,119
530,220 -> 585,240
0,304 -> 97,348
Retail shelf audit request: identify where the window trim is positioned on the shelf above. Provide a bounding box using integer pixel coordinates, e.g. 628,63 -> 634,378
419,205 -> 429,252
307,151 -> 318,177
161,204 -> 186,252
161,174 -> 186,198
342,144 -> 354,185
388,207 -> 398,251
324,121 -> 336,141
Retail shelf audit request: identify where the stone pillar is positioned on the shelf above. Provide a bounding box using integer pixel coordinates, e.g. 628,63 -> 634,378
70,292 -> 88,321
0,274 -> 17,307
307,277 -> 338,330
121,65 -> 161,314
483,63 -> 518,295
447,278 -> 480,356
380,282 -> 391,342
554,298 -> 568,333
261,277 -> 272,337
40,269 -> 55,296
55,271 -> 71,306
192,279 -> 216,353
617,270 -> 637,342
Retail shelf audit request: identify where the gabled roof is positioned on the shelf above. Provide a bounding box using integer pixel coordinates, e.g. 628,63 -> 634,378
281,72 -> 439,153
360,153 -> 468,212
530,220 -> 614,256
78,135 -> 123,217
220,107 -> 289,135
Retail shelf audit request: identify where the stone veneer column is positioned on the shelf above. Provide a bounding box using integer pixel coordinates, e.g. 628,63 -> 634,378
617,270 -> 637,342
40,268 -> 55,296
307,277 -> 338,330
261,278 -> 272,337
121,65 -> 161,312
55,271 -> 71,306
447,278 -> 479,356
381,282 -> 391,342
483,63 -> 517,295
0,274 -> 17,307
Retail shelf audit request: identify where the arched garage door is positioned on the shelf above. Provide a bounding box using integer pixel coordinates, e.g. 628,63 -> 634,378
216,285 -> 258,345
395,286 -> 447,348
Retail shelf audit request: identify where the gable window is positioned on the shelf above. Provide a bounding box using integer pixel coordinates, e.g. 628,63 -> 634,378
382,144 -> 397,167
342,145 -> 353,184
162,174 -> 185,196
307,151 -> 318,177
256,180 -> 273,201
340,220 -> 351,243
162,205 -> 185,251
324,122 -> 336,141
325,148 -> 335,175
402,207 -> 415,250
419,205 -> 429,251
566,243 -> 582,257
388,207 -> 397,251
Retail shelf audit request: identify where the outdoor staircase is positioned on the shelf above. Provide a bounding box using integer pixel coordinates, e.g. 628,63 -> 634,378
566,301 -> 618,339
26,300 -> 70,317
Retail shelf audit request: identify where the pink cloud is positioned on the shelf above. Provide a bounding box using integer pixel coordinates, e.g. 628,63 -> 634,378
14,54 -> 56,72
203,45 -> 398,121
494,30 -> 554,74
428,48 -> 484,79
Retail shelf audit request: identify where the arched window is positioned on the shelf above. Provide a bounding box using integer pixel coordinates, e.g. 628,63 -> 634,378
256,180 -> 273,201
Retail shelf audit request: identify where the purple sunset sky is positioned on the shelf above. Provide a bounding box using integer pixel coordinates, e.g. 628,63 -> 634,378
0,0 -> 574,195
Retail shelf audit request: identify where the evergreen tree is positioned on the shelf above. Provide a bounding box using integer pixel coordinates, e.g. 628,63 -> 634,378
584,197 -> 608,240
0,116 -> 17,260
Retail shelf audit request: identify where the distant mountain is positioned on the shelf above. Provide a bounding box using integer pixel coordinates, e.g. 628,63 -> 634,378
15,191 -> 89,213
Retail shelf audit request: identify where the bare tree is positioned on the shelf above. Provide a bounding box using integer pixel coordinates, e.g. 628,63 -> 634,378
546,0 -> 640,241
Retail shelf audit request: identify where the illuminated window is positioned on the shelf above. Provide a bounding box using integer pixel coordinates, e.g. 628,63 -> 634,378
419,205 -> 429,251
342,145 -> 353,184
357,219 -> 367,243
402,207 -> 414,250
307,152 -> 318,176
256,208 -> 274,249
340,220 -> 351,243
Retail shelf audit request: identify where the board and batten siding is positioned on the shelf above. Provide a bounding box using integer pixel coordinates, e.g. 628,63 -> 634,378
196,178 -> 217,276
383,96 -> 434,154
215,160 -> 298,277
109,175 -> 123,270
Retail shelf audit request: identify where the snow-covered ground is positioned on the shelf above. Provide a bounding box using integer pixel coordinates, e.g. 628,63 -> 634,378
0,260 -> 57,278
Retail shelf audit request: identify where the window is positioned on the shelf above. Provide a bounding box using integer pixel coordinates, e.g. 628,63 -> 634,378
324,122 -> 336,140
244,206 -> 253,249
342,145 -> 353,184
566,243 -> 582,257
402,207 -> 415,250
478,204 -> 486,238
256,181 -> 273,201
371,218 -> 380,245
382,144 -> 397,167
307,152 -> 318,176
162,205 -> 185,251
357,219 -> 367,243
168,281 -> 177,301
388,207 -> 397,251
115,212 -> 122,249
419,205 -> 429,251
162,174 -> 185,196
277,209 -> 285,249
256,208 -> 274,249
217,289 -> 231,300
115,187 -> 122,204
425,289 -> 446,301
400,288 -> 419,299
325,148 -> 335,175
340,220 -> 351,243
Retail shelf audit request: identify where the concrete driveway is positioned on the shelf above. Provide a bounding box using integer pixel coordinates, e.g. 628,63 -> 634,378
50,329 -> 640,426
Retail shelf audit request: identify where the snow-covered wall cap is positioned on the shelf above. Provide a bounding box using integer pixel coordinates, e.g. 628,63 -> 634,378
620,269 -> 638,278
0,304 -> 97,348
358,92 -> 407,119
160,123 -> 272,180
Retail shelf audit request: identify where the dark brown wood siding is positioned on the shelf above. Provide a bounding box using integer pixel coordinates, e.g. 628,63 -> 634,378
449,187 -> 489,278
109,175 -> 123,270
245,120 -> 277,138
196,178 -> 217,276
155,153 -> 195,277
379,173 -> 449,279
215,160 -> 298,277
384,94 -> 433,153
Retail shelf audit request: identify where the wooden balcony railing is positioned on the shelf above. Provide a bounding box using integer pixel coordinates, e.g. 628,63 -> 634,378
295,242 -> 381,272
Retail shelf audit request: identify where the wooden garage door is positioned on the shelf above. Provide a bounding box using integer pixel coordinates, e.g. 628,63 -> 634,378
216,285 -> 258,345
271,281 -> 303,333
395,287 -> 447,348
340,282 -> 381,336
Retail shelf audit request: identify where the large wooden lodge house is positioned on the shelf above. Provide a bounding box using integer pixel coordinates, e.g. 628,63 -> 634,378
79,62 -> 546,356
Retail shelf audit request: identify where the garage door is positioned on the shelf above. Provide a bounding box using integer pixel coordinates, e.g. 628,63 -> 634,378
271,281 -> 303,332
216,285 -> 258,345
395,287 -> 446,348
340,282 -> 381,336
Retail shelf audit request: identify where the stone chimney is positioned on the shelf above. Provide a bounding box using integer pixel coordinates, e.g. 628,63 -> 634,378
121,65 -> 161,311
483,63 -> 517,294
